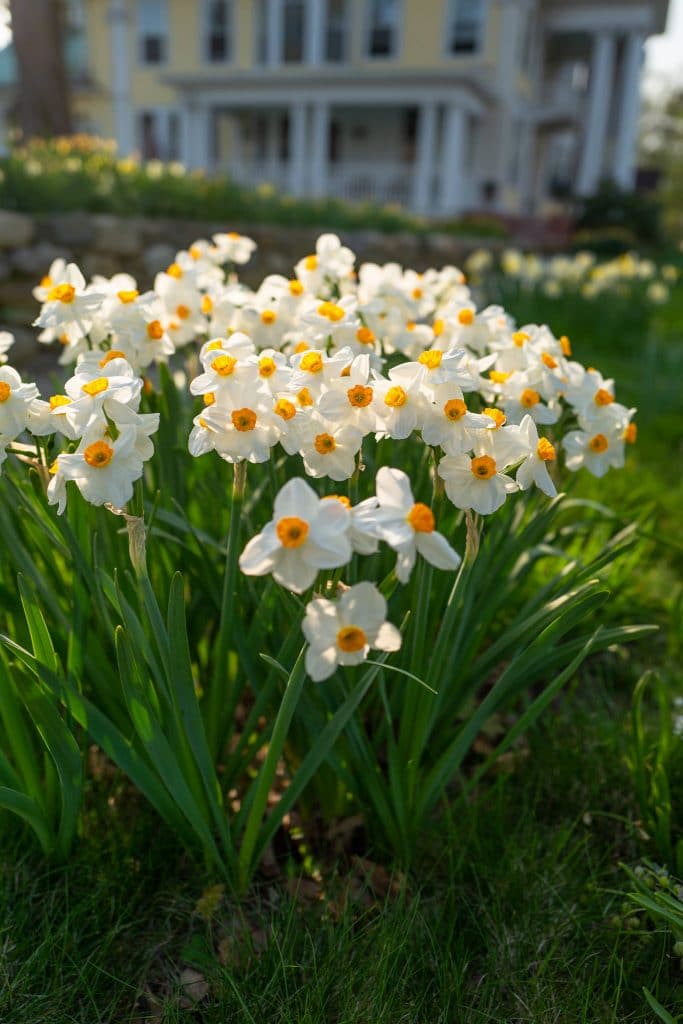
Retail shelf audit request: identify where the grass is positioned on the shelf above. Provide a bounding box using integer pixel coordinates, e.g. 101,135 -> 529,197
0,674 -> 680,1023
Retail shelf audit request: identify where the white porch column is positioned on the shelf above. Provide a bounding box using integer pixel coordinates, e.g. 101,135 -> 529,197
183,101 -> 211,171
289,103 -> 308,195
577,31 -> 616,196
309,101 -> 329,197
612,32 -> 644,189
412,103 -> 438,214
266,0 -> 283,65
517,119 -> 536,214
108,0 -> 134,155
306,0 -> 325,64
265,111 -> 280,181
439,105 -> 467,215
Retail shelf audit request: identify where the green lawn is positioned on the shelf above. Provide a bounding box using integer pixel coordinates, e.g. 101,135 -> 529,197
1,673 -> 681,1022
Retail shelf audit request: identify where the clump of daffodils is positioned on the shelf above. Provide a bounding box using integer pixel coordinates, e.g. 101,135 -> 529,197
4,230 -> 643,683
477,247 -> 679,304
0,334 -> 159,515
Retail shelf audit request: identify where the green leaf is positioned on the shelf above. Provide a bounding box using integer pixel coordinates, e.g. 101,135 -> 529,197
115,626 -> 226,873
0,786 -> 54,855
642,988 -> 677,1024
166,573 -> 234,866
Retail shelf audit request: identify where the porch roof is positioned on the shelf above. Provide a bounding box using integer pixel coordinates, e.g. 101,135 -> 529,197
162,69 -> 495,116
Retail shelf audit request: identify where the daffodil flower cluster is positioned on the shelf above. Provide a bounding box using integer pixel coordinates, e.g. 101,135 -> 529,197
179,232 -> 636,500
469,247 -> 679,304
10,230 -> 641,681
238,471 -> 462,680
0,332 -> 158,513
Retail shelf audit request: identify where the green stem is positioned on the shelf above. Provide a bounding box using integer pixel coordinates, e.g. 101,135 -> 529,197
206,461 -> 247,758
237,648 -> 307,893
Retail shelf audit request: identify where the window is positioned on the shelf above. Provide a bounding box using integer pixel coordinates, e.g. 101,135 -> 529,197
205,0 -> 232,62
138,109 -> 180,160
139,111 -> 160,159
366,0 -> 399,58
283,0 -> 305,62
402,107 -> 417,162
255,0 -> 268,62
64,0 -> 88,78
138,0 -> 167,64
448,0 -> 486,55
168,112 -> 181,160
326,0 -> 348,62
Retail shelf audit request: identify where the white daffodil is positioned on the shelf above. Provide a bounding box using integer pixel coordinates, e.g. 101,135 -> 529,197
33,263 -> 104,340
421,385 -> 494,456
356,466 -> 461,583
236,299 -> 290,351
26,396 -> 80,441
301,296 -> 359,344
289,346 -> 352,399
294,234 -> 355,297
372,364 -> 427,441
298,415 -> 363,481
317,354 -> 378,435
174,239 -> 225,290
63,360 -> 142,434
0,332 -> 14,364
402,346 -> 475,395
211,231 -> 257,266
32,258 -> 68,303
562,428 -> 625,478
154,271 -> 205,347
269,395 -> 310,456
239,477 -> 352,593
191,336 -> 261,401
514,415 -> 558,498
254,349 -> 292,395
302,582 -> 402,682
322,495 -> 380,555
56,424 -> 145,511
199,399 -> 280,464
46,457 -> 68,513
499,372 -> 559,426
0,367 -> 40,439
438,421 -> 522,516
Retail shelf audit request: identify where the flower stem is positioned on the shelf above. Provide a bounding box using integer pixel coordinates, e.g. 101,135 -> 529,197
206,460 -> 247,759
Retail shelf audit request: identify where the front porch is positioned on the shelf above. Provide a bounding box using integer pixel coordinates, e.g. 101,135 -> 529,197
199,102 -> 479,218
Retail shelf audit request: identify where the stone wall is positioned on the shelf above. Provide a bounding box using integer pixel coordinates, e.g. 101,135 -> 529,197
0,209 -> 506,374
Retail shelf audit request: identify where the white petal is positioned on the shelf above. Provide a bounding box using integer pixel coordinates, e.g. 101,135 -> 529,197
273,477 -> 321,520
338,582 -> 387,637
273,548 -> 318,593
238,523 -> 280,575
375,465 -> 413,511
373,621 -> 403,653
415,530 -> 462,572
305,645 -> 339,682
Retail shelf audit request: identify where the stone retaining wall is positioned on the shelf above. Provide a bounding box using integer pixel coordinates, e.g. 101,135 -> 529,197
0,208 -> 506,372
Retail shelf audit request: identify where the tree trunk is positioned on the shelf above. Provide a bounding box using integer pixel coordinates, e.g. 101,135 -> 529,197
9,0 -> 73,139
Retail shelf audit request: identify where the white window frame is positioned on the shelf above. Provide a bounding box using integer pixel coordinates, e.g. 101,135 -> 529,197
443,0 -> 488,58
202,0 -> 235,63
137,0 -> 169,66
364,0 -> 403,61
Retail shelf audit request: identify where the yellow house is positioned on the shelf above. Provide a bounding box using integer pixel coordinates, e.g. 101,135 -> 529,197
4,0 -> 672,216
